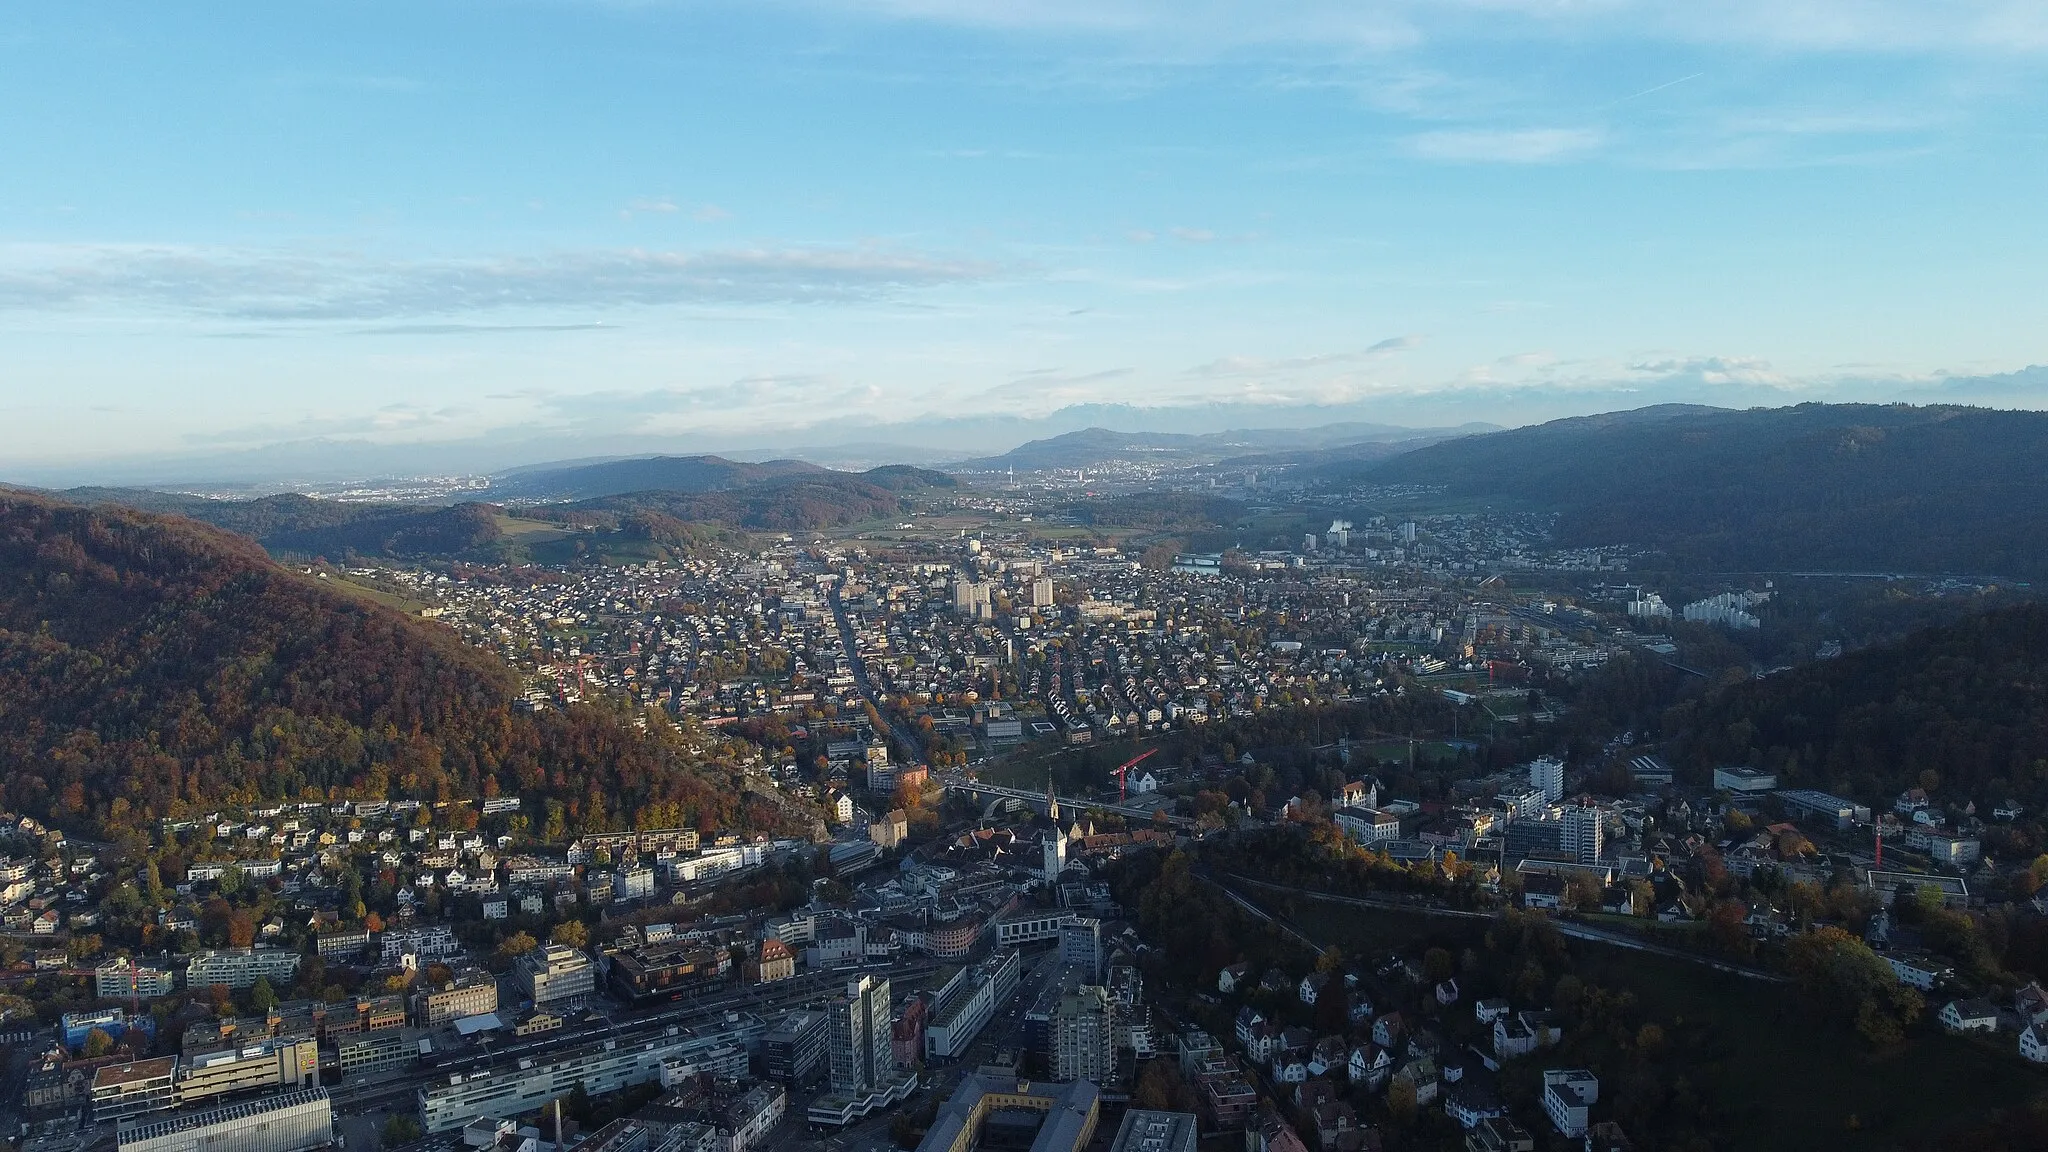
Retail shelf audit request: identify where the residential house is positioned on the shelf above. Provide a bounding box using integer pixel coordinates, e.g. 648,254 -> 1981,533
1219,963 -> 1251,994
1442,1076 -> 1506,1130
1299,972 -> 1330,1005
2016,982 -> 2048,1028
1348,1045 -> 1392,1091
1521,875 -> 1565,910
1882,952 -> 1952,991
1938,999 -> 1999,1035
1271,1049 -> 1310,1085
1372,1012 -> 1405,1050
1308,1036 -> 1347,1078
1234,1006 -> 1264,1050
1392,1056 -> 1438,1107
2022,1024 -> 2048,1064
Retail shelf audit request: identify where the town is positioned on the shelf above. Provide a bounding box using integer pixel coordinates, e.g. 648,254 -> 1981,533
0,484 -> 2039,1152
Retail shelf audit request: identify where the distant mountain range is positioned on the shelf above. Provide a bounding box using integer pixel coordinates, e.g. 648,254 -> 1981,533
1339,402 -> 2048,579
945,422 -> 1498,473
38,401 -> 2048,580
43,461 -> 958,563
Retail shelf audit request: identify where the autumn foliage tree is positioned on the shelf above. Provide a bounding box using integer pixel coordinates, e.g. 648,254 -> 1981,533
0,495 -> 801,839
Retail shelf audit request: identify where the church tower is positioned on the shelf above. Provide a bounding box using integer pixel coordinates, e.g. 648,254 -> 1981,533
1046,776 -> 1060,823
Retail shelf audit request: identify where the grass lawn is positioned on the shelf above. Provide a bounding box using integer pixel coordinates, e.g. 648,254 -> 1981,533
495,513 -> 574,539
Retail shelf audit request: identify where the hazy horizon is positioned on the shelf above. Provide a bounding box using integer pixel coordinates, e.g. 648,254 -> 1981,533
5,1 -> 2048,476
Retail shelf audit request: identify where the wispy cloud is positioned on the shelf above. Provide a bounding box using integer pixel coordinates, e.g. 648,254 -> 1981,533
181,403 -> 469,446
349,322 -> 619,337
1186,338 -> 1422,379
1406,127 -> 1604,164
0,244 -> 999,321
821,0 -> 2048,55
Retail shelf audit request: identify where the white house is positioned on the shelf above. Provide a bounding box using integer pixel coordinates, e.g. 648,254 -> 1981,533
1938,999 -> 1999,1034
1270,1052 -> 1309,1084
1348,1044 -> 1392,1090
1883,952 -> 1952,991
1219,963 -> 1251,994
2022,1023 -> 2048,1064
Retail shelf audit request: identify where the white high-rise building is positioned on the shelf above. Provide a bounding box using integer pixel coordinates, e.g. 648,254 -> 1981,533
1529,757 -> 1565,803
1030,578 -> 1054,608
1562,806 -> 1604,864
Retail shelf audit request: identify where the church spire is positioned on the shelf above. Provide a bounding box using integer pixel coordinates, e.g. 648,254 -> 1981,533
1046,775 -> 1060,823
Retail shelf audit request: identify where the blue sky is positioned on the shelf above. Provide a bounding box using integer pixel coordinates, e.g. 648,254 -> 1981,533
3,1 -> 2047,474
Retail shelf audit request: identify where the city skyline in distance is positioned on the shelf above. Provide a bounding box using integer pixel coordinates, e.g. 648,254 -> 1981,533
3,1 -> 2047,473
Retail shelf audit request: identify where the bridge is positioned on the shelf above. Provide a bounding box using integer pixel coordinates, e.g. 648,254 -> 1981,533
940,773 -> 1194,829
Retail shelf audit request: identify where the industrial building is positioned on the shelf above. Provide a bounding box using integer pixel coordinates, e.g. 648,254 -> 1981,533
117,1088 -> 333,1152
762,1009 -> 828,1087
420,1026 -> 753,1132
913,1075 -> 1101,1152
606,939 -> 731,1003
1107,1110 -> 1199,1152
416,968 -> 500,1026
517,944 -> 596,1006
926,951 -> 1021,1059
176,1036 -> 321,1107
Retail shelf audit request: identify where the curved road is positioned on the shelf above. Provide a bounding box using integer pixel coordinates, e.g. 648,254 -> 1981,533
1214,872 -> 1788,984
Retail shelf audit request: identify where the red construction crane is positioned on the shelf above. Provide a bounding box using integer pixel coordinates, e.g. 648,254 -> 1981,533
1111,748 -> 1161,801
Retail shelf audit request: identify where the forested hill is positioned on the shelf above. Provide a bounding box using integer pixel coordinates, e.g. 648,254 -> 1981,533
1347,402 -> 2048,578
485,454 -> 825,500
0,494 -> 793,837
53,489 -> 506,562
1665,600 -> 2048,820
526,466 -> 958,533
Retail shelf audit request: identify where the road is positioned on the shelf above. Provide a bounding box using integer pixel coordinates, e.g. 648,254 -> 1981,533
1210,872 -> 1788,984
827,580 -> 928,763
938,774 -> 1194,829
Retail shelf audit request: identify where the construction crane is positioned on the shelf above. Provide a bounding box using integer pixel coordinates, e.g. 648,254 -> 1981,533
1111,748 -> 1161,801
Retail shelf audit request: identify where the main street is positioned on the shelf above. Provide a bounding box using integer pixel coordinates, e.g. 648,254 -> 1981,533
828,579 -> 928,763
